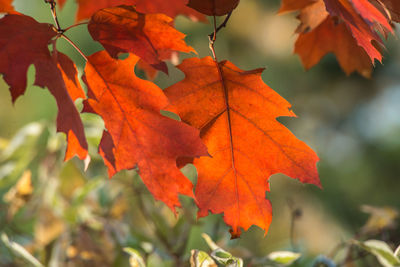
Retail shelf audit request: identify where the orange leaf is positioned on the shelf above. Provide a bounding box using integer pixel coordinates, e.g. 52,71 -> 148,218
75,0 -> 134,21
56,52 -> 86,102
88,5 -> 195,73
323,0 -> 391,62
295,17 -> 372,77
82,51 -> 207,212
0,14 -> 88,160
187,0 -> 240,16
0,0 -> 14,13
295,0 -> 329,33
165,57 -> 320,237
132,0 -> 206,21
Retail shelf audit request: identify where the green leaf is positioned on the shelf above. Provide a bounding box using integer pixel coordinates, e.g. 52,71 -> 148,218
1,233 -> 44,267
201,233 -> 243,267
268,251 -> 301,266
354,239 -> 400,267
394,245 -> 400,259
190,250 -> 216,267
123,247 -> 146,267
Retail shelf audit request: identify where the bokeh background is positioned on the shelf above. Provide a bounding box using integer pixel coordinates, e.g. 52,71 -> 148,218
1,0 -> 400,266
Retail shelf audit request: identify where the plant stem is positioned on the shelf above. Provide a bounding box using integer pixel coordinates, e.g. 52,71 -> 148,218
60,34 -> 88,61
63,22 -> 88,33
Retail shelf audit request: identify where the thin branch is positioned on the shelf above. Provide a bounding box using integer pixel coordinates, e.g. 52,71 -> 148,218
215,11 -> 233,35
208,12 -> 233,61
208,15 -> 218,60
208,11 -> 233,42
45,0 -> 62,32
60,34 -> 88,61
63,22 -> 88,33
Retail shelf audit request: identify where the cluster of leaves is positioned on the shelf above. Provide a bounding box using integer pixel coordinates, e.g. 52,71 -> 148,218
280,0 -> 400,77
0,0 -> 321,238
0,0 -> 399,239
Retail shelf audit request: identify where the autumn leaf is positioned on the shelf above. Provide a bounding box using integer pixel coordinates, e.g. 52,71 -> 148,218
323,0 -> 391,62
88,5 -> 195,73
82,51 -> 207,212
295,17 -> 372,77
0,14 -> 88,160
280,0 -> 391,76
56,52 -> 86,102
75,0 -> 135,21
188,0 -> 240,16
132,0 -> 206,21
165,57 -> 320,237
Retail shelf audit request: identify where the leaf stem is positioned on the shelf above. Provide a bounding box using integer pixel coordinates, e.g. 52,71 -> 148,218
208,12 -> 233,60
45,0 -> 63,33
60,34 -> 88,61
63,22 -> 88,33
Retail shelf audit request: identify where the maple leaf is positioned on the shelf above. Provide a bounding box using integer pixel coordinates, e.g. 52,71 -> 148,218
74,0 -> 205,21
323,0 -> 391,62
188,0 -> 240,16
74,0 -> 135,21
0,0 -> 14,13
280,0 -> 393,76
132,0 -> 206,22
82,51 -> 207,212
295,17 -> 372,77
0,14 -> 88,160
165,57 -> 320,237
88,5 -> 195,73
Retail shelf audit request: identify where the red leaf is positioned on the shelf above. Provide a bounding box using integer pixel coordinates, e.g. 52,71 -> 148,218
88,5 -> 195,73
0,14 -> 88,160
295,17 -> 372,77
82,51 -> 207,212
187,0 -> 240,16
132,0 -> 206,21
165,57 -> 320,237
75,0 -> 135,21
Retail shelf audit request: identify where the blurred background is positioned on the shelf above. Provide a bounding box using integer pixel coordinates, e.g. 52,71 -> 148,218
1,0 -> 400,266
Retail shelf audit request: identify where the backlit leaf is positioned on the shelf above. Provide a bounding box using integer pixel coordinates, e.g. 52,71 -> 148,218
88,5 -> 195,73
165,57 -> 320,237
82,51 -> 207,212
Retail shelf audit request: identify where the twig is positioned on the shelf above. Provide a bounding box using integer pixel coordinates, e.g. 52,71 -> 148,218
63,22 -> 88,33
287,198 -> 302,251
60,34 -> 88,61
45,0 -> 63,33
208,11 -> 233,42
208,12 -> 233,60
